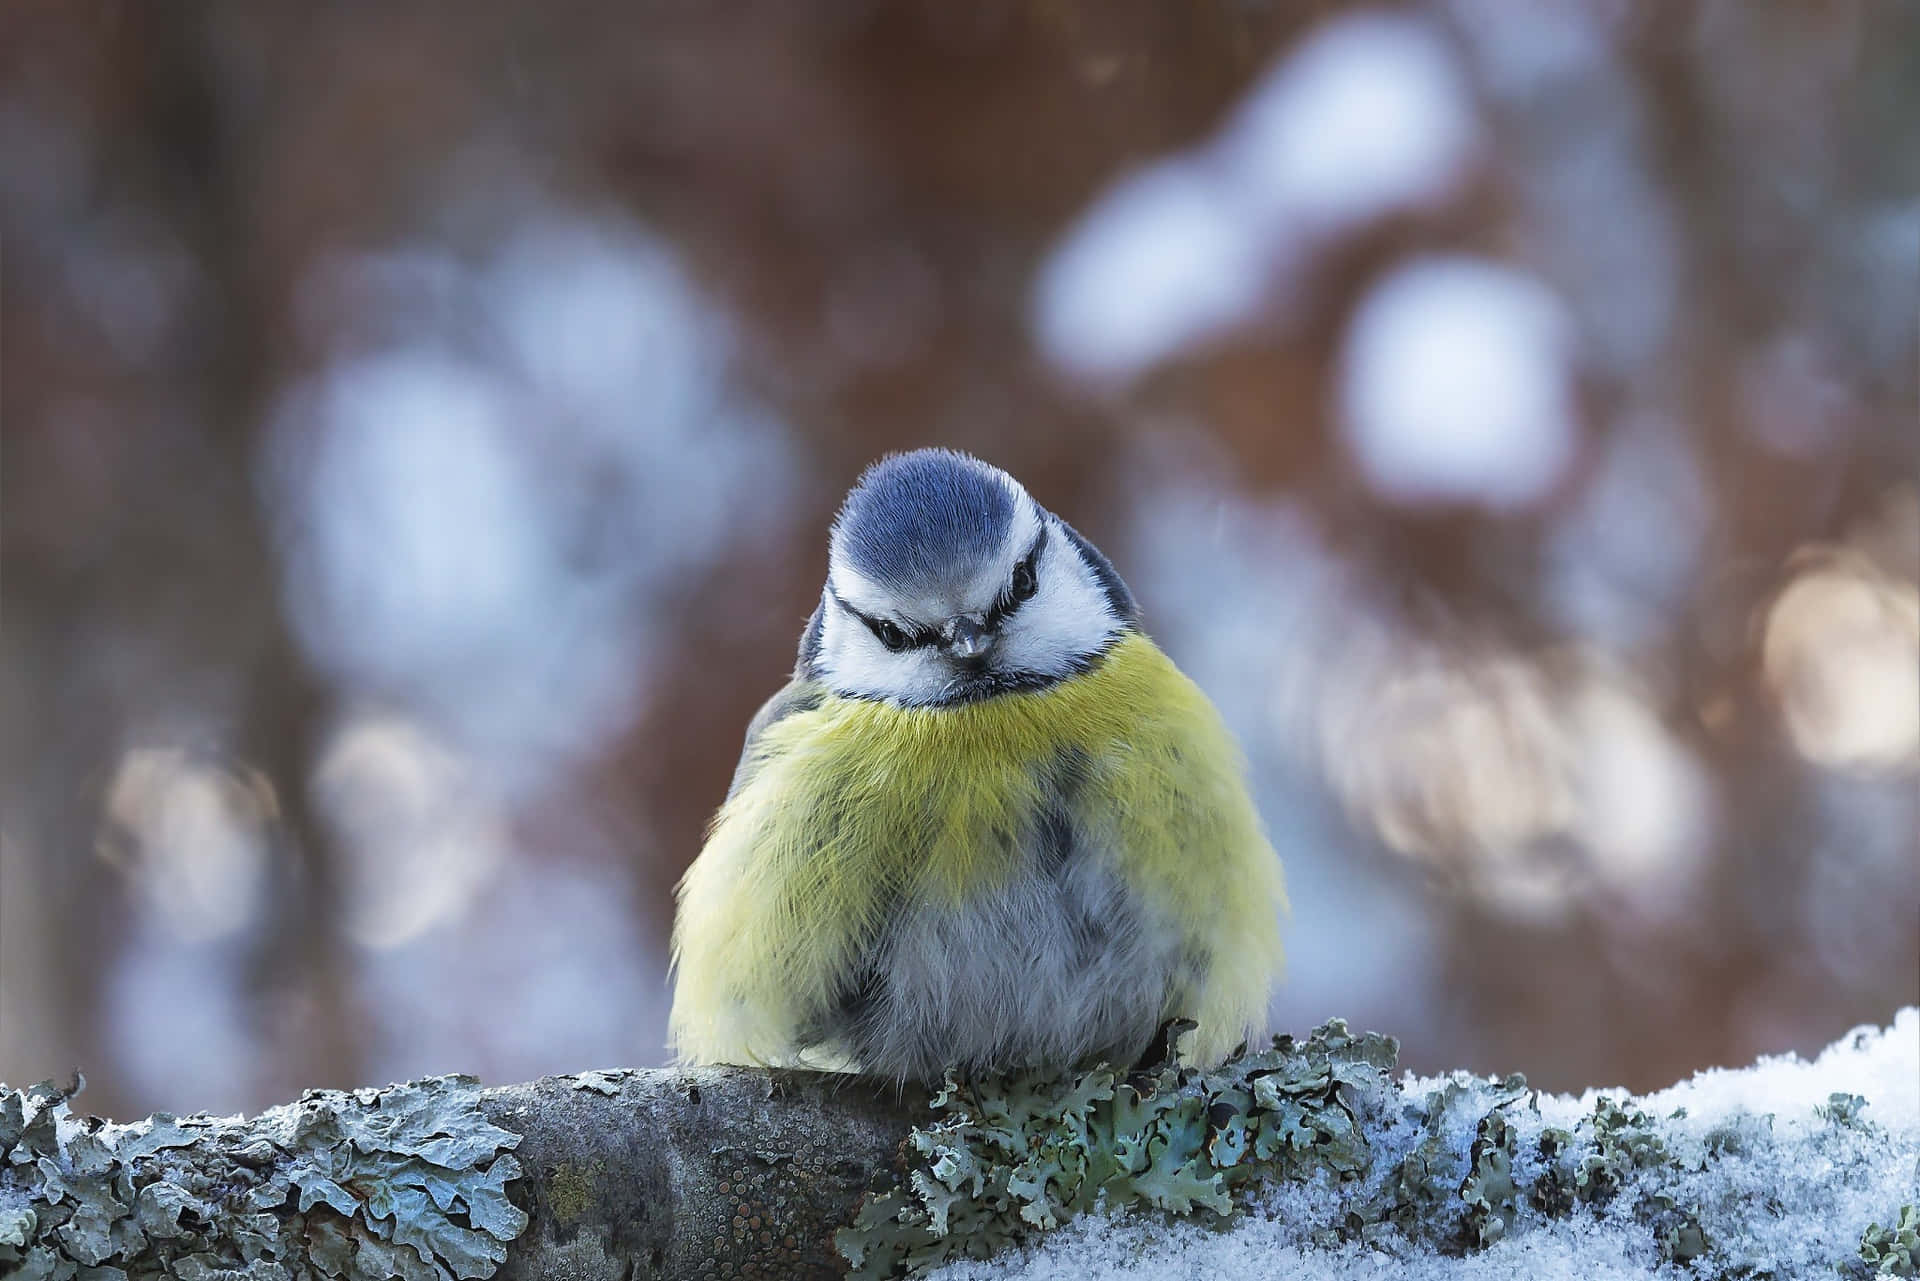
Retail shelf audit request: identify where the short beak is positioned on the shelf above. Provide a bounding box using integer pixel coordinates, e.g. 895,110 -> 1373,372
944,615 -> 995,662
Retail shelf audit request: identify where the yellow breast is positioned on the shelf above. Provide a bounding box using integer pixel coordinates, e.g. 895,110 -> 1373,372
669,632 -> 1286,1067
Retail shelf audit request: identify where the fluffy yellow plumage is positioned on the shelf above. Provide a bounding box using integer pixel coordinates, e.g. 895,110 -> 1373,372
670,630 -> 1286,1073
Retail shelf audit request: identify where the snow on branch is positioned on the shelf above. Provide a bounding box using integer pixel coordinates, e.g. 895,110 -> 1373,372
2,1013 -> 1913,1281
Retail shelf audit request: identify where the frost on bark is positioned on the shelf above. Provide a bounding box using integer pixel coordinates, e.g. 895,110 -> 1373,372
2,1018 -> 1912,1280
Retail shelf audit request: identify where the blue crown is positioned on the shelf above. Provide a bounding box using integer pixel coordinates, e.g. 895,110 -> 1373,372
834,450 -> 1015,591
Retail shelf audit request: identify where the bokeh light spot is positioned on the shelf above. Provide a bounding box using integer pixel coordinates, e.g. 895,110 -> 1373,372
101,748 -> 275,943
1339,256 -> 1579,511
314,714 -> 508,949
1763,553 -> 1920,774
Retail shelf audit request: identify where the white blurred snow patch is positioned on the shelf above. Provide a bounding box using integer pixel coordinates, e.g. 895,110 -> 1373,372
486,219 -> 729,430
930,1009 -> 1920,1281
1034,11 -> 1476,381
1223,12 -> 1477,230
1033,159 -> 1271,381
271,352 -> 550,707
1339,256 -> 1578,510
263,214 -> 798,794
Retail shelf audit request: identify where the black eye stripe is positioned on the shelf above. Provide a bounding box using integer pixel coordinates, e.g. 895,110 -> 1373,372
833,591 -> 936,650
985,524 -> 1049,627
872,616 -> 936,649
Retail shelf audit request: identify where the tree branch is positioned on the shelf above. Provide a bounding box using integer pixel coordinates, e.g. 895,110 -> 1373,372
3,1014 -> 1912,1280
480,1067 -> 921,1280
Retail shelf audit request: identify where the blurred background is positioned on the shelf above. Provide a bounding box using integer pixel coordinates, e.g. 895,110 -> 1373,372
3,0 -> 1915,1122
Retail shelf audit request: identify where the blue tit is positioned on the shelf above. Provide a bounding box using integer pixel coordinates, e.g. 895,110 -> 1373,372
669,448 -> 1285,1082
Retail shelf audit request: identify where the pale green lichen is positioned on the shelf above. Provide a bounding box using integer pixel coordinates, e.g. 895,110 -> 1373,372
1846,1204 -> 1919,1278
564,1071 -> 634,1098
1816,1092 -> 1873,1128
0,1073 -> 527,1281
835,1020 -> 1398,1278
1567,1096 -> 1669,1206
835,1020 -> 1739,1279
1458,1108 -> 1521,1247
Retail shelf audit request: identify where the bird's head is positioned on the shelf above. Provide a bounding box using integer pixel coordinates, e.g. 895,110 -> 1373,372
808,449 -> 1138,707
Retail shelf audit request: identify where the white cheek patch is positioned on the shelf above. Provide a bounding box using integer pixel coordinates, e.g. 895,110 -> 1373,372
816,599 -> 953,703
996,527 -> 1121,676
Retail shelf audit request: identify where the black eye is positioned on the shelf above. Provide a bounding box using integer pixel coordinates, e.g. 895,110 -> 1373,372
1011,558 -> 1038,601
873,618 -> 911,652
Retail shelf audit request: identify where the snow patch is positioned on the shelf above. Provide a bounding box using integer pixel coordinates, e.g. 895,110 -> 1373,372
929,1010 -> 1919,1280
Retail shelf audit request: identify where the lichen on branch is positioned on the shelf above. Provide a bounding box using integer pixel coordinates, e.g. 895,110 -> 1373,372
0,1073 -> 527,1281
3,1012 -> 1911,1281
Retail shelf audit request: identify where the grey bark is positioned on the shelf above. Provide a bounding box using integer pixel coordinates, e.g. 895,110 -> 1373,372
481,1067 -> 924,1281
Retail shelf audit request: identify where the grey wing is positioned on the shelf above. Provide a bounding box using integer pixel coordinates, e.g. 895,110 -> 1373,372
724,676 -> 827,801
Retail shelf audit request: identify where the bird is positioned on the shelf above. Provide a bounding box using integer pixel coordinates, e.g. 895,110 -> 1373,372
669,448 -> 1285,1083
